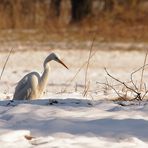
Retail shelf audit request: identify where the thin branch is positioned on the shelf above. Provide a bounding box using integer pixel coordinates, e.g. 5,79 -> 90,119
83,81 -> 90,97
130,63 -> 148,91
140,52 -> 148,91
130,72 -> 138,91
142,90 -> 148,100
131,64 -> 148,75
83,34 -> 96,96
144,83 -> 147,92
0,48 -> 13,81
104,77 -> 109,94
62,36 -> 97,93
97,81 -> 125,100
104,67 -> 139,94
131,64 -> 148,80
62,50 -> 97,92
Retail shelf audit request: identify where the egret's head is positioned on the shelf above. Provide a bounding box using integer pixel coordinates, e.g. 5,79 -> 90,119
44,52 -> 68,69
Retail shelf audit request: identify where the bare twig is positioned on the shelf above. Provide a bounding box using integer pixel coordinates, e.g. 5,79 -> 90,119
140,52 -> 148,91
83,35 -> 96,96
104,77 -> 109,95
131,64 -> 148,75
99,52 -> 148,102
96,81 -> 125,100
62,36 -> 97,93
144,83 -> 147,92
104,67 -> 142,100
142,90 -> 148,100
104,68 -> 138,94
62,50 -> 97,92
131,63 -> 148,90
83,81 -> 90,97
130,72 -> 138,91
130,52 -> 148,94
0,48 -> 13,81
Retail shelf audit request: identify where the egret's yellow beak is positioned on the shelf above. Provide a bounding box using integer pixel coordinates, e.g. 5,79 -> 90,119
58,59 -> 69,69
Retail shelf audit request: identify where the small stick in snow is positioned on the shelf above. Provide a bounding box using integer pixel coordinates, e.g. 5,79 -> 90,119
0,48 -> 13,81
83,35 -> 96,96
130,63 -> 148,91
97,81 -> 126,100
139,51 -> 148,91
24,135 -> 35,140
63,35 -> 97,93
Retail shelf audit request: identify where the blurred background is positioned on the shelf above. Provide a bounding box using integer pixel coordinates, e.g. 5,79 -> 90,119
0,0 -> 148,51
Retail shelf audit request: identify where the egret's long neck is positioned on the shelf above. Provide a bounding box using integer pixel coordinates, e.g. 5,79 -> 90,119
39,62 -> 51,93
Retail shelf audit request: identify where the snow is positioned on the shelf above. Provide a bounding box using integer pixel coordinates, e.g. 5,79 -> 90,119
0,49 -> 148,147
0,98 -> 148,147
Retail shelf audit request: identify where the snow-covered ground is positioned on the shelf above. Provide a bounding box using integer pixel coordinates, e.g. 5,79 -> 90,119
0,49 -> 148,147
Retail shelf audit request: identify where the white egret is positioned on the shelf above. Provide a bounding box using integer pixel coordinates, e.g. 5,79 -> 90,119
13,53 -> 68,100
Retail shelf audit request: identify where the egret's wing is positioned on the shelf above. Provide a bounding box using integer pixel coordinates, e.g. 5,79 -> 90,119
14,74 -> 30,94
13,72 -> 40,100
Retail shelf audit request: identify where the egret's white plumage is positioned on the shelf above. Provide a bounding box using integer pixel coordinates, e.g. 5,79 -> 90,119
13,53 -> 68,100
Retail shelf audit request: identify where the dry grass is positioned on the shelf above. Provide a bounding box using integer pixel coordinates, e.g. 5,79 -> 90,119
83,35 -> 95,96
97,52 -> 148,101
0,18 -> 148,45
0,2 -> 148,44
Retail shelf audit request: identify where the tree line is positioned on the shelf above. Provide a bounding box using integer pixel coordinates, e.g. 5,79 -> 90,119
0,0 -> 147,29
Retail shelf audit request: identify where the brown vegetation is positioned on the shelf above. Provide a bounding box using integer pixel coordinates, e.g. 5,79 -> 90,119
0,0 -> 148,42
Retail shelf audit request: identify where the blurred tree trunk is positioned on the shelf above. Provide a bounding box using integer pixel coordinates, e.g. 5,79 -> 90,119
71,0 -> 92,22
49,0 -> 61,18
0,0 -> 14,29
12,0 -> 35,29
103,0 -> 114,11
35,0 -> 50,28
91,0 -> 105,16
59,0 -> 71,25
